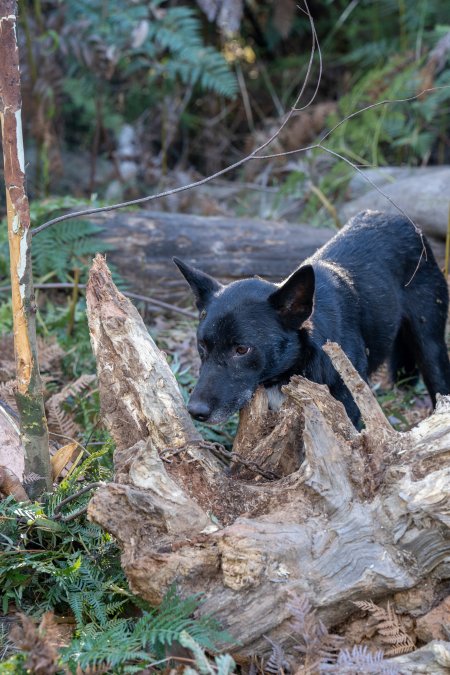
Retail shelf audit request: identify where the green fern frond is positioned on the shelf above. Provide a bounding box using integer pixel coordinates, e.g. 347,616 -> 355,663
32,219 -> 111,281
133,586 -> 231,657
147,5 -> 237,98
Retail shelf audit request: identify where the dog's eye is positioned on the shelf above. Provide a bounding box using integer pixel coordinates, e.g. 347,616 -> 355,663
235,345 -> 251,356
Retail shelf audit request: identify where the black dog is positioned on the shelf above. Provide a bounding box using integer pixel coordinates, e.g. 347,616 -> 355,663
174,210 -> 450,425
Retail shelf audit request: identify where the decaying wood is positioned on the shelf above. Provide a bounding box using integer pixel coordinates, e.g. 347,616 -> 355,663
0,402 -> 24,481
93,211 -> 333,301
386,640 -> 450,674
87,256 -> 450,660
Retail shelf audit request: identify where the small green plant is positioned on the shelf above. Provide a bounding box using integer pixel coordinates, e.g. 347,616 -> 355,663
62,588 -> 231,673
374,377 -> 430,431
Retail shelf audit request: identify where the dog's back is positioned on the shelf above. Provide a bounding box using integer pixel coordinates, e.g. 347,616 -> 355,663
299,211 -> 450,418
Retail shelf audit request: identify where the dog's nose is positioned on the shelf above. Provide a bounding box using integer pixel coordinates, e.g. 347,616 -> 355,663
188,400 -> 211,422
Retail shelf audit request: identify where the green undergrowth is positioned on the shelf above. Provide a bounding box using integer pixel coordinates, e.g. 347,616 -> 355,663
0,447 -> 233,673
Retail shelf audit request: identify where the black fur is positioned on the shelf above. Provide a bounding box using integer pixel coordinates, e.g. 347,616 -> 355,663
173,210 -> 450,425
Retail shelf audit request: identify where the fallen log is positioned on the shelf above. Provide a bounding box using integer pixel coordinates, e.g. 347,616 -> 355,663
93,211 -> 333,301
86,255 -> 450,665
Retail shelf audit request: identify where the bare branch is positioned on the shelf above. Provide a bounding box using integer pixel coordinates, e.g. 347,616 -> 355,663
0,283 -> 197,319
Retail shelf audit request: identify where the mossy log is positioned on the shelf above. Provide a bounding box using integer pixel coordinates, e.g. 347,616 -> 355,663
86,255 -> 450,670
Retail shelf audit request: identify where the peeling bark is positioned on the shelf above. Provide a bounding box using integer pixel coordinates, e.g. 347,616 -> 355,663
86,257 -> 450,660
0,402 -> 24,480
0,1 -> 51,496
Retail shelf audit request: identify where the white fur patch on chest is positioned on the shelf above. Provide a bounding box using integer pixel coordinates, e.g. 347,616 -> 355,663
265,385 -> 285,411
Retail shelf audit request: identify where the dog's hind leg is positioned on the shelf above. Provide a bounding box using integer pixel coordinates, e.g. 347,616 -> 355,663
404,274 -> 450,405
389,321 -> 419,387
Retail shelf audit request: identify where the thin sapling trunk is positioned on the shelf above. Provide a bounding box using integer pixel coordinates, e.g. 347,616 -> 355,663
0,1 -> 51,497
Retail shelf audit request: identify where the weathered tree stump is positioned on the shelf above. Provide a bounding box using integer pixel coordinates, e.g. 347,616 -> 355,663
86,255 -> 450,670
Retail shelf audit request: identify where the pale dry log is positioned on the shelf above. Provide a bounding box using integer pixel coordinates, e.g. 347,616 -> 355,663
86,257 -> 450,659
86,255 -> 202,454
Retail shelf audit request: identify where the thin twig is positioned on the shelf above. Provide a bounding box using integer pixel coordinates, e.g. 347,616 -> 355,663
55,504 -> 89,522
0,283 -> 197,319
201,441 -> 280,480
236,62 -> 255,131
124,290 -> 196,319
445,203 -> 450,277
316,144 -> 427,286
52,481 -> 105,520
309,183 -> 342,229
317,145 -> 423,236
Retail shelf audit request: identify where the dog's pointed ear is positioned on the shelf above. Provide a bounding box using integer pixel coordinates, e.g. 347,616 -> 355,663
269,265 -> 315,328
173,258 -> 222,310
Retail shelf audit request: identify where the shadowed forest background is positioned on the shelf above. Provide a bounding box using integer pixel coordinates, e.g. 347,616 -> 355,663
2,0 -> 450,672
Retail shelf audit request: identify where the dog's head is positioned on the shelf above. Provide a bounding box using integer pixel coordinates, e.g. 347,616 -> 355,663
173,258 -> 315,423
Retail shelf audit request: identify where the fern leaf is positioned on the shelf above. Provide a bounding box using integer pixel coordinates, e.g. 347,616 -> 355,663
353,600 -> 415,657
36,337 -> 65,372
321,645 -> 401,674
46,374 -> 96,437
179,631 -> 214,675
215,653 -> 236,675
264,636 -> 288,674
32,218 -> 109,281
46,395 -> 79,437
288,593 -> 343,668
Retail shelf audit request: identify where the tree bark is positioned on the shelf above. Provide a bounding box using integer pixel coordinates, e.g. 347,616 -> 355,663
86,256 -> 450,664
0,2 -> 51,497
93,211 -> 333,301
0,402 -> 24,482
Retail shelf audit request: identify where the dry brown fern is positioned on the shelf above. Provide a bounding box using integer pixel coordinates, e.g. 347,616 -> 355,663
46,374 -> 96,438
36,336 -> 65,373
288,594 -> 344,671
353,600 -> 415,656
9,612 -> 59,675
1,335 -> 64,382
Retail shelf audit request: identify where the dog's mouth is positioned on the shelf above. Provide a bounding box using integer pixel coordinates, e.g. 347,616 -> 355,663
188,388 -> 254,425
